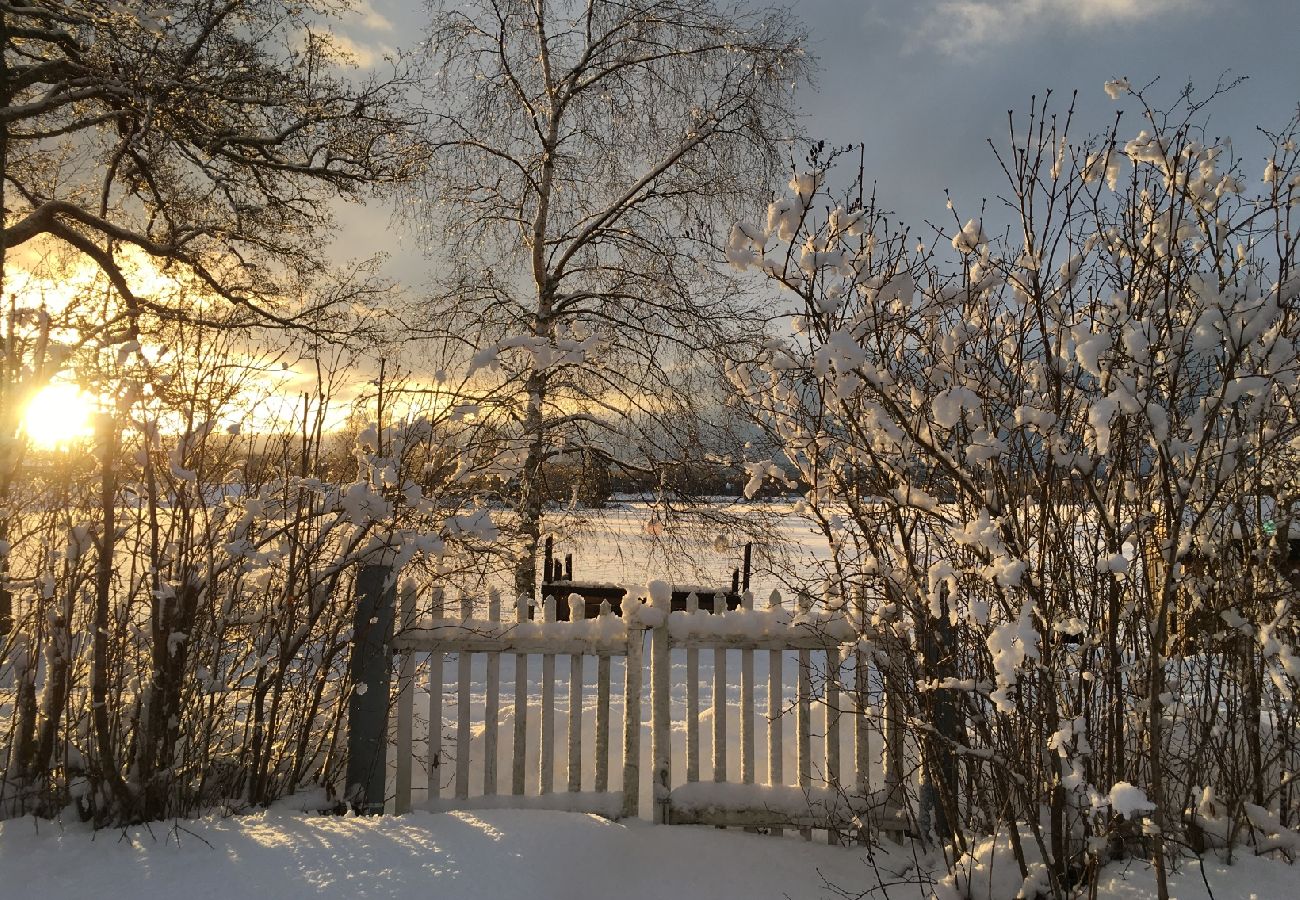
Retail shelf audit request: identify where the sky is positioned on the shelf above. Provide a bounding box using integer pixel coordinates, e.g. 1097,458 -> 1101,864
330,0 -> 1300,289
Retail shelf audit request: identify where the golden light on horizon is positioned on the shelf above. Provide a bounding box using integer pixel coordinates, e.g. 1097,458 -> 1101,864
23,382 -> 96,450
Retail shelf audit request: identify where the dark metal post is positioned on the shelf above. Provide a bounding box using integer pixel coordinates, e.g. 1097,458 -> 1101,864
346,563 -> 396,814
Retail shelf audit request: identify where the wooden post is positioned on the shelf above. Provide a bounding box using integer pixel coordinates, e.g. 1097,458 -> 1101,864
568,593 -> 585,794
826,643 -> 842,845
713,600 -> 728,786
512,594 -> 529,797
426,587 -> 445,809
685,592 -> 700,784
622,617 -> 644,819
767,590 -> 784,837
651,599 -> 671,824
853,585 -> 871,845
540,594 -> 556,794
455,593 -> 472,800
920,585 -> 960,842
395,578 -> 417,814
596,601 -> 613,793
346,562 -> 396,815
483,589 -> 501,795
740,590 -> 756,787
797,589 -> 813,840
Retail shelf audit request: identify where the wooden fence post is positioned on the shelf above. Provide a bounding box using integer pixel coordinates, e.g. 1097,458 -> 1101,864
394,577 -> 417,814
595,600 -> 614,792
767,589 -> 785,838
346,561 -> 396,814
920,585 -> 960,842
568,593 -> 585,794
685,593 -> 700,785
651,599 -> 671,824
540,594 -> 557,794
622,619 -> 644,819
426,587 -> 445,809
483,589 -> 501,795
797,589 -> 813,840
455,593 -> 473,800
512,594 -> 529,797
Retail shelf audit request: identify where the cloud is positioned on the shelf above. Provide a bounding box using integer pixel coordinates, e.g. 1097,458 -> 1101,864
330,31 -> 393,68
353,0 -> 395,32
908,0 -> 1205,56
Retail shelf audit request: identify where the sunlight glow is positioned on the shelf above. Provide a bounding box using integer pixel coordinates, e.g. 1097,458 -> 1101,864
23,382 -> 96,450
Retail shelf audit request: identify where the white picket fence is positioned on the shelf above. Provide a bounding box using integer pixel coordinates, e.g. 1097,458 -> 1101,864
390,585 -> 906,841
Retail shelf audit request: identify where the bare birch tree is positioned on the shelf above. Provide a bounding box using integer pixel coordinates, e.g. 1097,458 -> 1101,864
409,0 -> 809,596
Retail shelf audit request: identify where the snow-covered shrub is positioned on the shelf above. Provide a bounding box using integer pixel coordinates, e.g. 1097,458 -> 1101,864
729,87 -> 1300,896
0,303 -> 500,825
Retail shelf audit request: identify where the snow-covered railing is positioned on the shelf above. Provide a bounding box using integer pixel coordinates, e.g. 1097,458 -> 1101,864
650,586 -> 904,841
391,588 -> 640,818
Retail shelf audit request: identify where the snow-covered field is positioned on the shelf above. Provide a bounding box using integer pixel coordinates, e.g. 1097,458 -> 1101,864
4,502 -> 1297,899
1,807 -> 1294,900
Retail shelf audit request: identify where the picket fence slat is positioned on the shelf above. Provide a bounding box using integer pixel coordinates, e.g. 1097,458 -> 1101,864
685,593 -> 700,784
483,590 -> 501,796
767,590 -> 785,838
740,590 -> 755,789
568,594 -> 585,794
797,590 -> 813,840
712,632 -> 727,785
426,587 -> 445,809
395,580 -> 416,814
826,643 -> 842,844
540,595 -> 556,795
595,634 -> 612,792
622,622 -> 643,819
512,595 -> 529,797
455,594 -> 472,800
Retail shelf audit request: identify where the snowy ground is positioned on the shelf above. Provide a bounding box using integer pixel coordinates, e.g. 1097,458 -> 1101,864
4,503 -> 1296,898
1,807 -> 1294,900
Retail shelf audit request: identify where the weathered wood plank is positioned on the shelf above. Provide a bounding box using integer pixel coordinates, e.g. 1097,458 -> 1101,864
797,591 -> 813,841
712,626 -> 727,785
426,587 -> 445,809
512,595 -> 529,796
483,589 -> 501,796
825,644 -> 842,845
651,612 -> 671,824
395,579 -> 416,814
455,594 -> 473,801
622,624 -> 644,819
540,595 -> 556,795
685,593 -> 700,784
740,591 -> 755,788
595,608 -> 612,793
767,590 -> 785,838
568,590 -> 585,794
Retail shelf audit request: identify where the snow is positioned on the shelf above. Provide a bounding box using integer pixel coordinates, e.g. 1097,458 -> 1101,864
0,809 -> 898,900
1108,781 -> 1156,818
3,809 -> 1295,900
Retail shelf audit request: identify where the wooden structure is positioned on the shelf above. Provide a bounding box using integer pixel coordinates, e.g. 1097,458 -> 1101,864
390,583 -> 906,842
538,535 -> 751,620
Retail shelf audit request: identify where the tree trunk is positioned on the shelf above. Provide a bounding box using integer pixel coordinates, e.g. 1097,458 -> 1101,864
513,369 -> 547,600
90,420 -> 132,822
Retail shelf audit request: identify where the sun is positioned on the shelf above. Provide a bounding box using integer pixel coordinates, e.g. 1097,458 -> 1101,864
23,382 -> 96,450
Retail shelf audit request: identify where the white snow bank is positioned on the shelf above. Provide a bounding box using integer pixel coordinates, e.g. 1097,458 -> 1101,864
0,809 -> 1294,900
0,809 -> 896,900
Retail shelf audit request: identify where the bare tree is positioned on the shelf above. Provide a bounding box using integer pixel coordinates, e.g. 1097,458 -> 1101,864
409,0 -> 809,597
